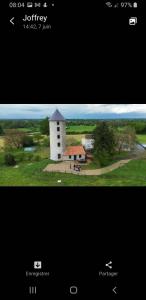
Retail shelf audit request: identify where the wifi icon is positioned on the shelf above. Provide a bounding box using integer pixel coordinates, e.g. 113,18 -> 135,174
105,2 -> 113,7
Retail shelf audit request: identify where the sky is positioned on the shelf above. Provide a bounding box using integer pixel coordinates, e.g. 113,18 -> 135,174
0,104 -> 146,119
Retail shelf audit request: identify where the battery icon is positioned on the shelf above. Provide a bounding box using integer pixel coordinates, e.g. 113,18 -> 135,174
27,2 -> 33,7
133,2 -> 137,8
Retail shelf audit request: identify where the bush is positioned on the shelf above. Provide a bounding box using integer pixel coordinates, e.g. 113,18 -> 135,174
42,137 -> 50,147
96,152 -> 112,167
40,117 -> 49,135
4,145 -> 13,152
4,153 -> 16,166
0,125 -> 4,135
17,152 -> 25,162
22,135 -> 34,147
26,153 -> 34,161
34,155 -> 41,162
34,134 -> 43,145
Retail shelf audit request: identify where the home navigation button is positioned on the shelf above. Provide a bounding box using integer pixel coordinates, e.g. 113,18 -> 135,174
70,286 -> 78,295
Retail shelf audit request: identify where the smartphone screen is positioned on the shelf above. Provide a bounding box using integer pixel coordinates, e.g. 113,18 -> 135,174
1,0 -> 145,298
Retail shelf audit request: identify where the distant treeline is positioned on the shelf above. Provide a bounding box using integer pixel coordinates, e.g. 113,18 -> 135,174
67,118 -> 146,126
0,119 -> 146,134
0,119 -> 40,130
66,119 -> 146,133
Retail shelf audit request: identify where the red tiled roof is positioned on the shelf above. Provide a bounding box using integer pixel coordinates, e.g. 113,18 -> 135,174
64,146 -> 86,156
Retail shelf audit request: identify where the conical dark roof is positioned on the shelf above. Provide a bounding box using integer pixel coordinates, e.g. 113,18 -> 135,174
50,109 -> 65,121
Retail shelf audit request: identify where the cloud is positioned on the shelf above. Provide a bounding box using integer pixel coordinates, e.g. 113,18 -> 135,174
86,104 -> 146,114
0,104 -> 146,118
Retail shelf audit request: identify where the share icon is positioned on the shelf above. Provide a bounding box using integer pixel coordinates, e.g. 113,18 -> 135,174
105,261 -> 113,269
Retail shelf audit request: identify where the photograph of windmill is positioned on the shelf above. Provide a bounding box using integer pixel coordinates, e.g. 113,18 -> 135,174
0,104 -> 146,186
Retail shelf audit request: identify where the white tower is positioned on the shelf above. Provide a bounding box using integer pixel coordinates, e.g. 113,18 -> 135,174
49,109 -> 66,161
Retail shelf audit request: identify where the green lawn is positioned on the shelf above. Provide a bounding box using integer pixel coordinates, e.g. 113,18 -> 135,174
0,158 -> 146,186
137,134 -> 146,144
67,125 -> 96,134
82,160 -> 101,170
0,134 -> 146,186
16,127 -> 40,133
82,151 -> 133,170
101,159 -> 146,186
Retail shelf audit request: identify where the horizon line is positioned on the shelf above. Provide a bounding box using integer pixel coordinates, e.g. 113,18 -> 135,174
0,117 -> 146,120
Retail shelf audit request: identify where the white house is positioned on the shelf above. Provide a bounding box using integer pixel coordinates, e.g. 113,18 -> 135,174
82,134 -> 95,150
49,109 -> 86,161
63,145 -> 86,161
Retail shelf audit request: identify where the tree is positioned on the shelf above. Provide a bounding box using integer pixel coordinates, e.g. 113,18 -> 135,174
115,132 -> 126,153
4,129 -> 25,149
35,133 -> 42,145
116,126 -> 136,153
133,122 -> 146,134
40,117 -> 49,135
22,135 -> 34,147
94,122 -> 116,165
4,153 -> 16,166
0,125 -> 4,135
42,136 -> 50,147
116,127 -> 136,153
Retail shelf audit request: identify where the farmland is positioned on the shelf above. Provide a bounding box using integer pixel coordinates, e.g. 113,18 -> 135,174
66,125 -> 96,134
137,134 -> 146,144
0,119 -> 146,186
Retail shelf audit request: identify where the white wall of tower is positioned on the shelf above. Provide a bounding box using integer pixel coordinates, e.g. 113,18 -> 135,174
49,121 -> 66,161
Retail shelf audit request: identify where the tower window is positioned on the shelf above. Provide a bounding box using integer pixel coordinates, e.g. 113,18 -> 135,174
57,121 -> 60,125
57,127 -> 60,132
58,143 -> 61,147
79,155 -> 82,158
57,135 -> 60,139
69,155 -> 72,159
58,154 -> 61,159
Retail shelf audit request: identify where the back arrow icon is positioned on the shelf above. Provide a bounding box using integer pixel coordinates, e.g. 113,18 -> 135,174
113,287 -> 117,294
10,17 -> 15,25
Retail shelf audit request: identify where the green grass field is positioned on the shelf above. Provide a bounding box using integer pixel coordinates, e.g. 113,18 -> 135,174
66,125 -> 96,134
82,151 -> 132,170
0,131 -> 146,186
0,157 -> 146,186
137,135 -> 146,144
16,127 -> 40,133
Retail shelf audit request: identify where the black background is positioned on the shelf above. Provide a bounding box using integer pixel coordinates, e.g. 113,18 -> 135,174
1,1 -> 145,298
3,0 -> 145,101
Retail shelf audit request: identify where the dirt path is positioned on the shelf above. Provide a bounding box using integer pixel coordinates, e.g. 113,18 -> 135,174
80,159 -> 132,175
44,159 -> 132,176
